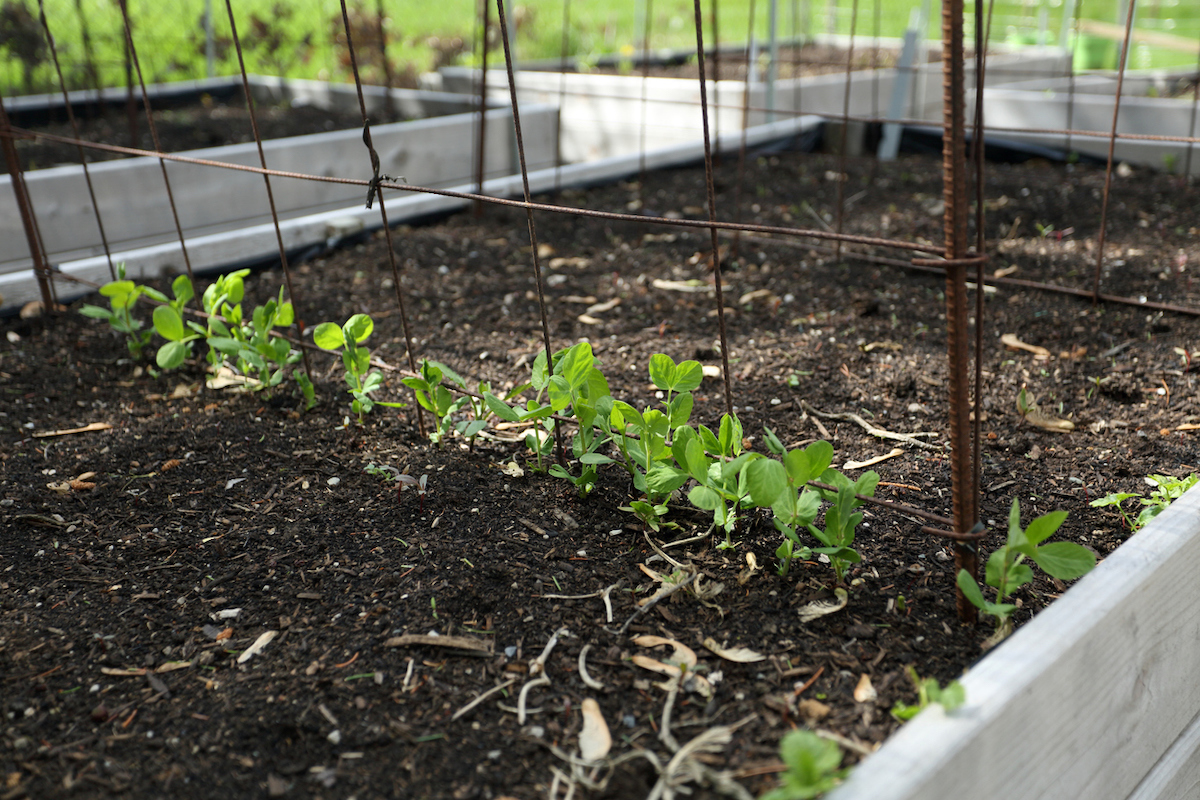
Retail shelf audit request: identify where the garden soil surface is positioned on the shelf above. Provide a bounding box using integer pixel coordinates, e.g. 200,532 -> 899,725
2,148 -> 1199,800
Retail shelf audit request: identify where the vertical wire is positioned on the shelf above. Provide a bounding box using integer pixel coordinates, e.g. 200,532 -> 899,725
114,0 -> 195,285
37,0 -> 115,281
223,0 -> 313,381
1065,0 -> 1082,156
637,0 -> 655,216
970,0 -> 996,528
474,0 -> 491,217
0,94 -> 54,308
336,0 -> 426,437
710,0 -> 721,165
554,0 -> 571,189
730,0 -> 757,261
1183,31 -> 1200,178
691,0 -> 735,418
832,0 -> 859,264
494,0 -> 566,466
374,0 -> 396,121
1090,0 -> 1137,301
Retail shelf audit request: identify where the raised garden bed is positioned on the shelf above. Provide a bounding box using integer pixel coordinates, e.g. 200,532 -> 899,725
979,72 -> 1200,174
1,149 -> 1198,799
0,75 -> 557,313
432,44 -> 1069,163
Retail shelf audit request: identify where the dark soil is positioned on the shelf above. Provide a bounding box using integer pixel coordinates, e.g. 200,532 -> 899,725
2,147 -> 1199,800
4,98 -> 373,174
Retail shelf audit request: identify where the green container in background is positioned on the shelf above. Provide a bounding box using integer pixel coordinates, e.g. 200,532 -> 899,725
1071,34 -> 1115,71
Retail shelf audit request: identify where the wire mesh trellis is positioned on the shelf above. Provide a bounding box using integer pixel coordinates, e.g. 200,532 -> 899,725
3,0 -> 1200,624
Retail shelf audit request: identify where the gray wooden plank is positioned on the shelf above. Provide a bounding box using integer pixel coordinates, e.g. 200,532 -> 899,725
829,485 -> 1200,800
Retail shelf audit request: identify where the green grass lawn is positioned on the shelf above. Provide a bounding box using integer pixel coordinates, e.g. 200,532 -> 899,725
2,0 -> 1197,96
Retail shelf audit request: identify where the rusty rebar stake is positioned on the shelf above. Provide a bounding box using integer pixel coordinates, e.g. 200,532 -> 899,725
940,0 -> 978,624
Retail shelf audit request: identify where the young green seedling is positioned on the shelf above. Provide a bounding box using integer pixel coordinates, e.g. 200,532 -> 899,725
313,313 -> 403,422
761,729 -> 847,800
890,666 -> 966,722
150,274 -> 201,370
1090,472 -> 1198,532
401,360 -> 470,447
544,342 -> 613,496
957,498 -> 1096,638
746,432 -> 831,576
79,264 -> 162,360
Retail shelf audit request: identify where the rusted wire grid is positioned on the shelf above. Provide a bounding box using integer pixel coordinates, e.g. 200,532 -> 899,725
939,0 -> 979,624
831,0 -> 859,264
1090,0 -> 1138,302
691,0 -> 736,419
1,125 -> 953,258
113,0 -> 194,287
222,0 -> 314,382
0,96 -> 54,308
335,0 -> 426,439
493,0 -> 567,467
35,0 -> 115,283
10,115 -> 1200,322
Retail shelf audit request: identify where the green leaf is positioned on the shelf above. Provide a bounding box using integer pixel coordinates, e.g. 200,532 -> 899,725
746,458 -> 788,507
276,302 -> 294,327
312,322 -> 345,350
667,392 -> 693,429
1031,542 -> 1096,580
1024,510 -> 1069,547
698,424 -> 720,455
688,485 -> 722,511
558,342 -> 594,391
1089,492 -> 1139,508
672,360 -> 703,393
79,304 -> 114,320
763,426 -> 786,456
152,305 -> 185,341
484,393 -> 520,423
171,275 -> 193,305
548,464 -> 573,481
548,375 -> 573,412
937,681 -> 966,712
684,437 -> 709,482
648,353 -> 675,390
155,340 -> 189,370
401,377 -> 430,394
531,349 -> 550,391
140,286 -> 168,303
429,360 -> 464,388
99,280 -> 137,299
343,313 -> 374,344
804,440 -> 834,477
646,465 -> 690,495
579,453 -> 614,465
209,336 -> 243,355
956,569 -> 989,611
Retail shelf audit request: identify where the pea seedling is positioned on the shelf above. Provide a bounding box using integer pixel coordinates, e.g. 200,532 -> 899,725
957,498 -> 1096,638
313,313 -> 404,422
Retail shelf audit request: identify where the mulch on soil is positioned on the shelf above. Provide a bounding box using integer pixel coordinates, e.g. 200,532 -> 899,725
2,148 -> 1198,799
